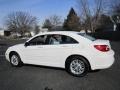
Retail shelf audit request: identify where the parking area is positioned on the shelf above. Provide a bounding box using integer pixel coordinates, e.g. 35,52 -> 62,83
0,40 -> 120,90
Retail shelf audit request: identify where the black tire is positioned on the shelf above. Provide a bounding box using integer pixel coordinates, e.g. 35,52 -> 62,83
10,53 -> 23,67
66,56 -> 89,77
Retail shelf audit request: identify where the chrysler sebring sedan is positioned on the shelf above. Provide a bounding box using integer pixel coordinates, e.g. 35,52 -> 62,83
5,31 -> 115,77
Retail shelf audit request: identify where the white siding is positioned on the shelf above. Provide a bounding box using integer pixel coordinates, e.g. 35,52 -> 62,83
0,30 -> 4,36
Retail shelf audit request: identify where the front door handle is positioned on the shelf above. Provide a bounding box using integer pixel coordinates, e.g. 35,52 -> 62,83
61,46 -> 68,47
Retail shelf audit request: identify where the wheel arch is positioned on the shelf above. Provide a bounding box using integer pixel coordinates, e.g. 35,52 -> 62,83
9,51 -> 20,60
65,54 -> 91,70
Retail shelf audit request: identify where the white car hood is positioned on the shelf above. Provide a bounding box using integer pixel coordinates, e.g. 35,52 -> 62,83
9,43 -> 24,49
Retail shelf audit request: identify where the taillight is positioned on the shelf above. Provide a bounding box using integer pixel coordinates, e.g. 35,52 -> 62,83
94,45 -> 110,52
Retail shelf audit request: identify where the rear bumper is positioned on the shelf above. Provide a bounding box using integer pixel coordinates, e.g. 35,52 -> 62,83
90,50 -> 115,70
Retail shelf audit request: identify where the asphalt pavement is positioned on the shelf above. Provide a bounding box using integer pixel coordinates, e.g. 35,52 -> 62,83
0,40 -> 120,90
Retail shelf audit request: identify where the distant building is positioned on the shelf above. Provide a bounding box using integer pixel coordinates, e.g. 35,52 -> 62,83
0,30 -> 4,36
4,30 -> 11,36
0,27 -> 49,37
80,30 -> 91,33
0,28 -> 11,36
10,32 -> 21,37
40,28 -> 48,32
30,27 -> 48,36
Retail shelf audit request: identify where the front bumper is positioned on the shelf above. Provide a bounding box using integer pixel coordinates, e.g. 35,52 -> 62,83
5,50 -> 10,62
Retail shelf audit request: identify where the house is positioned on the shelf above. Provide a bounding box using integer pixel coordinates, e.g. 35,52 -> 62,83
0,28 -> 11,36
4,30 -> 11,36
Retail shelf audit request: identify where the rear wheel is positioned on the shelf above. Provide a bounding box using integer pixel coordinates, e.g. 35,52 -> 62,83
10,53 -> 22,67
66,56 -> 89,77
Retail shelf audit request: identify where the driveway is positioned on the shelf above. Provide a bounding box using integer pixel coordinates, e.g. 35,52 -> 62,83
0,40 -> 120,90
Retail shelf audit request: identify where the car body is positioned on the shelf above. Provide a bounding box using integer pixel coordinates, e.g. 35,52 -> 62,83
5,31 -> 115,77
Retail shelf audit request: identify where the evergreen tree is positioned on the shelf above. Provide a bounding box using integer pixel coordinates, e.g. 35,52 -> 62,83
42,19 -> 52,30
34,25 -> 40,34
63,8 -> 80,31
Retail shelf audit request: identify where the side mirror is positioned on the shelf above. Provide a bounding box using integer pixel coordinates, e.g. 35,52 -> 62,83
24,42 -> 29,47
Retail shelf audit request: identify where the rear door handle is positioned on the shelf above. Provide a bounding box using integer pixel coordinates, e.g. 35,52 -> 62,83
37,46 -> 43,48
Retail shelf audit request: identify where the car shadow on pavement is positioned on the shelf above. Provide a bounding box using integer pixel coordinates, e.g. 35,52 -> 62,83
24,64 -> 65,71
89,69 -> 101,73
24,63 -> 100,74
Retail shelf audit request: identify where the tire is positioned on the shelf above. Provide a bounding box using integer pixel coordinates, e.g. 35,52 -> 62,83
10,53 -> 23,67
66,56 -> 89,77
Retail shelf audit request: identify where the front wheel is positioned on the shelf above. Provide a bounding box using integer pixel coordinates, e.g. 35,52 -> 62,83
66,56 -> 89,77
10,53 -> 22,67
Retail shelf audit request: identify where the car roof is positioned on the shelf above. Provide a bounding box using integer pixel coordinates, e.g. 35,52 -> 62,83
26,31 -> 92,44
36,31 -> 79,36
27,31 -> 80,42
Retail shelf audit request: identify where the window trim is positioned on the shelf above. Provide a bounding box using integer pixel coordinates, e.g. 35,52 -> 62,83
27,34 -> 79,46
45,34 -> 79,45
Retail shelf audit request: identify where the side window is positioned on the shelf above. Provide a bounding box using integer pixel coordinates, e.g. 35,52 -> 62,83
29,35 -> 47,46
49,35 -> 62,45
61,35 -> 78,44
46,34 -> 78,45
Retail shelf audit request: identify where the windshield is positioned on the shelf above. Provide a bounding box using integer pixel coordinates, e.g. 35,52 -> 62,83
78,33 -> 96,41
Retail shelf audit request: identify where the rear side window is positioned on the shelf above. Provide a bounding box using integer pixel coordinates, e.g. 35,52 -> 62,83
61,35 -> 78,44
78,33 -> 96,41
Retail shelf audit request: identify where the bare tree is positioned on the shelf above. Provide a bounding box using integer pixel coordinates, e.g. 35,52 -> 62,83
49,15 -> 62,27
77,0 -> 105,33
109,0 -> 120,31
42,15 -> 62,31
5,11 -> 37,37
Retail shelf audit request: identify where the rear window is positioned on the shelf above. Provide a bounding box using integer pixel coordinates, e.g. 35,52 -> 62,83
78,33 -> 96,41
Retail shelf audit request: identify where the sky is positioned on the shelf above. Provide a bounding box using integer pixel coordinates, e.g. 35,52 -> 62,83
0,0 -> 77,28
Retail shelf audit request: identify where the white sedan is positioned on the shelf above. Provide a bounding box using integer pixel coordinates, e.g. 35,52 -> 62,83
5,31 -> 115,77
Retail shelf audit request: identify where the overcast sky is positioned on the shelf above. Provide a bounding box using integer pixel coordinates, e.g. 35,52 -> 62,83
0,0 -> 77,28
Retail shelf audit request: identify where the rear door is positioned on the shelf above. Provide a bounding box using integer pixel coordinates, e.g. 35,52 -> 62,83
42,34 -> 79,67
